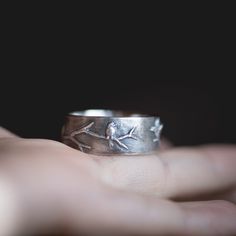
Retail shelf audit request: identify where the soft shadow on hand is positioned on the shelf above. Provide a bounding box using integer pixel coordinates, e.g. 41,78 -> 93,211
0,127 -> 236,235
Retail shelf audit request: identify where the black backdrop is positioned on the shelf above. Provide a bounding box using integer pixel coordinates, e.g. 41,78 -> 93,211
1,8 -> 235,146
1,78 -> 235,146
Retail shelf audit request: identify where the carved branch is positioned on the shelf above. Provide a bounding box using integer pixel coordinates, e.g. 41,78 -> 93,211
66,122 -> 138,151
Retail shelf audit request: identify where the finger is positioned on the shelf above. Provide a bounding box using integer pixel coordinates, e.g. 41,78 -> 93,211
0,177 -> 20,236
68,188 -> 236,235
178,200 -> 236,235
0,127 -> 19,138
99,145 -> 236,199
211,189 -> 236,204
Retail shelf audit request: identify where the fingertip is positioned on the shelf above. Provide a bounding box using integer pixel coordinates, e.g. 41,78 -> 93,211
0,127 -> 19,139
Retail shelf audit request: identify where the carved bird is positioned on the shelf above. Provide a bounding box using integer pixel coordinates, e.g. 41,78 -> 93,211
105,122 -> 117,139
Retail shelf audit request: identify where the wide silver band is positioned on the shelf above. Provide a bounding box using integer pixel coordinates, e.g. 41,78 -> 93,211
61,110 -> 163,155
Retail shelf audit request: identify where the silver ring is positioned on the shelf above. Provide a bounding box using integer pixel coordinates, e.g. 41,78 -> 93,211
61,110 -> 163,155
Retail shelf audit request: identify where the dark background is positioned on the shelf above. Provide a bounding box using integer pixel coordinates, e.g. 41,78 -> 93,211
2,79 -> 235,146
1,6 -> 235,146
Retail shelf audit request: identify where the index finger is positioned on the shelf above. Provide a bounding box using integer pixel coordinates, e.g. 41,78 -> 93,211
99,145 -> 236,199
0,127 -> 18,139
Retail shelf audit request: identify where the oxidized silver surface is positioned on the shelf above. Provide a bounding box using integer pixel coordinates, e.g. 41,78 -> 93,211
61,110 -> 163,155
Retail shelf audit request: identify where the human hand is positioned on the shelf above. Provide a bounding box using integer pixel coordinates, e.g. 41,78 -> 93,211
0,127 -> 236,235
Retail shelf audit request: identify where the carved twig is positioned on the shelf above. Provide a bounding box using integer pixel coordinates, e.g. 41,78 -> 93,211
70,122 -> 95,136
113,138 -> 129,150
70,136 -> 91,152
65,122 -> 95,151
85,130 -> 106,140
118,127 -> 137,140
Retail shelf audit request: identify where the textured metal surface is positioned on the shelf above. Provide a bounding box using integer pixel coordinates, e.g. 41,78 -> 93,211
61,110 -> 163,155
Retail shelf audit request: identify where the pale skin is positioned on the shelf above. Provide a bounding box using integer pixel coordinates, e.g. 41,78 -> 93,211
0,127 -> 236,235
